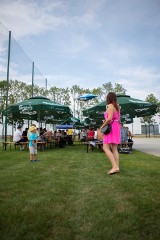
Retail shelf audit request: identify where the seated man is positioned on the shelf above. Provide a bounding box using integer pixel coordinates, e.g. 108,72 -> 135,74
22,128 -> 29,142
120,123 -> 128,146
61,130 -> 67,146
56,130 -> 65,148
13,125 -> 25,151
66,129 -> 74,145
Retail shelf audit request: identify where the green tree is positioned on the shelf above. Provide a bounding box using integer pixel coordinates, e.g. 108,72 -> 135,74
102,82 -> 114,98
70,85 -> 82,117
0,80 -> 9,123
145,94 -> 160,113
9,80 -> 28,103
49,87 -> 64,103
92,87 -> 103,102
146,94 -> 159,104
114,83 -> 126,94
101,82 -> 126,100
60,87 -> 71,106
140,93 -> 159,137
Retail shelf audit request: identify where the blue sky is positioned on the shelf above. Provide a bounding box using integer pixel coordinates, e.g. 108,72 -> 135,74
0,0 -> 160,100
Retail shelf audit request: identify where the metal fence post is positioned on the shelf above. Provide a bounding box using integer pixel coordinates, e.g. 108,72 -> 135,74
4,31 -> 11,150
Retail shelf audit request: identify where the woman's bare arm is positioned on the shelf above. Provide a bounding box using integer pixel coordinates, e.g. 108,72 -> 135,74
100,104 -> 114,128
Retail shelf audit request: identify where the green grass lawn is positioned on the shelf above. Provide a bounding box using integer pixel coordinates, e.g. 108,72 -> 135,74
0,143 -> 160,240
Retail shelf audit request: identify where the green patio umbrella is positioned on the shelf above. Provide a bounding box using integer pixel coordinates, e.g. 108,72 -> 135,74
83,94 -> 157,120
117,94 -> 157,118
4,96 -> 72,122
83,117 -> 102,128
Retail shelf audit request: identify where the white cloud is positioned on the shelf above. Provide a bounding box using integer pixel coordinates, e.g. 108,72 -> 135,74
119,66 -> 160,83
72,7 -> 101,29
115,66 -> 160,99
0,0 -> 103,39
0,0 -> 69,38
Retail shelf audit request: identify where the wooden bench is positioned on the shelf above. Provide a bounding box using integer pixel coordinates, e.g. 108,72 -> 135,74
3,141 -> 29,151
3,142 -> 15,150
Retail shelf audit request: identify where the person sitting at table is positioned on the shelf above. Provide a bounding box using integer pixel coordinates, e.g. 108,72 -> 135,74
120,123 -> 128,147
22,128 -> 28,142
52,130 -> 60,147
87,128 -> 95,141
57,130 -> 65,148
126,127 -> 133,140
13,125 -> 25,151
52,131 -> 57,139
43,128 -> 47,134
43,129 -> 53,142
39,127 -> 44,136
67,128 -> 73,140
61,130 -> 67,146
80,129 -> 88,142
66,129 -> 74,145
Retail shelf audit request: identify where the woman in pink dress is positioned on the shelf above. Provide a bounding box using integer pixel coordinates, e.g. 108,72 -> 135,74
100,92 -> 121,175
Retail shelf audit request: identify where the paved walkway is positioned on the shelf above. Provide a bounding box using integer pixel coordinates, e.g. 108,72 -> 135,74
133,137 -> 160,157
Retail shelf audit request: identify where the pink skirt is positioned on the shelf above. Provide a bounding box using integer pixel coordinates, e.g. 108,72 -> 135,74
103,122 -> 120,144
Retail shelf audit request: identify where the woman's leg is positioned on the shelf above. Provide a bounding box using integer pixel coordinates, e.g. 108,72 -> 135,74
111,144 -> 119,168
103,144 -> 119,173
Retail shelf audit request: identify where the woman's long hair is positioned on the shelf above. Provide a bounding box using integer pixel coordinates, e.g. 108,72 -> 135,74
106,92 -> 120,111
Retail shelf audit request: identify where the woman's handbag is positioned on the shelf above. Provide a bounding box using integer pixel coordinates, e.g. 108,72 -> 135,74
100,124 -> 112,135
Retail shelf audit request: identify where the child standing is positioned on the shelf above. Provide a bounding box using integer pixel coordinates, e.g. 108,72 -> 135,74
29,126 -> 38,162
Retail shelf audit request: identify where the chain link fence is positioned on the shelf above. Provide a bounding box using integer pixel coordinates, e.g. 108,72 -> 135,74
0,22 -> 47,97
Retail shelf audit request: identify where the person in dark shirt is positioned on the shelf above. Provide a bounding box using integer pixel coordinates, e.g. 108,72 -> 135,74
22,128 -> 28,142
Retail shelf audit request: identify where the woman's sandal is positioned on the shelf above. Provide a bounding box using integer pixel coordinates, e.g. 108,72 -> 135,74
107,169 -> 120,175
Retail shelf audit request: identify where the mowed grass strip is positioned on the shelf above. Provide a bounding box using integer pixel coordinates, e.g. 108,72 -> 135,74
0,144 -> 160,240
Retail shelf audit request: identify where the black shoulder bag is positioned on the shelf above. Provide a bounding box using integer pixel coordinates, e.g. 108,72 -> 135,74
100,120 -> 114,135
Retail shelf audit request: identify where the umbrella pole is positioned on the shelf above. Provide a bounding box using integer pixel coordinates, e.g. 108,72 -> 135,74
12,121 -> 14,139
38,111 -> 40,133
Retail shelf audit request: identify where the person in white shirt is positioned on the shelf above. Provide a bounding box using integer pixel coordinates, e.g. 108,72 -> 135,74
13,125 -> 25,150
80,129 -> 87,142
